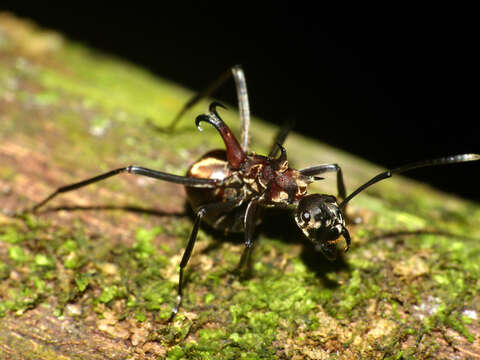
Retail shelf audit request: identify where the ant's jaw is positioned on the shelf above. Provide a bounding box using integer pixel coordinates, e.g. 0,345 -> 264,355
315,240 -> 340,261
312,225 -> 345,261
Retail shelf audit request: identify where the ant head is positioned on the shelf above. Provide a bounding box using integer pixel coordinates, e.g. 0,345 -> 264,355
294,194 -> 350,260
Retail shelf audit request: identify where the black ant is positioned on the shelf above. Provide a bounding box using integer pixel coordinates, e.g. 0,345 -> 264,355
26,66 -> 479,321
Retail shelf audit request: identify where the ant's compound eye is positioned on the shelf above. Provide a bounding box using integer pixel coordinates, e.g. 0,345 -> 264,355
301,211 -> 311,223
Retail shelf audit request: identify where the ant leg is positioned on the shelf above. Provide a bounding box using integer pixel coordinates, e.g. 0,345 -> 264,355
155,67 -> 233,133
299,164 -> 346,200
299,163 -> 350,217
155,65 -> 250,140
236,199 -> 259,277
268,121 -> 294,158
28,166 -> 220,213
169,200 -> 237,322
231,66 -> 251,152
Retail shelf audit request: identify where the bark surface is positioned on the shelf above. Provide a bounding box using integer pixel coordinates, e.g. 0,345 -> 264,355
1,13 -> 479,359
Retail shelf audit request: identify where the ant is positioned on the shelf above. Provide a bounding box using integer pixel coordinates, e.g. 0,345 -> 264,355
26,66 -> 479,321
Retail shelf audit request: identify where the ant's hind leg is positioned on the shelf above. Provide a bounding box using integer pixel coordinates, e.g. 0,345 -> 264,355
154,65 -> 251,143
156,68 -> 232,133
26,166 -> 220,213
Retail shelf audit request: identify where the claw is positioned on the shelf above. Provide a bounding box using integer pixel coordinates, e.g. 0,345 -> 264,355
195,114 -> 212,132
342,227 -> 351,252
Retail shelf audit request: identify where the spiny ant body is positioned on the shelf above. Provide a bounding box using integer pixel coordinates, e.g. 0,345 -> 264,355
27,66 -> 480,321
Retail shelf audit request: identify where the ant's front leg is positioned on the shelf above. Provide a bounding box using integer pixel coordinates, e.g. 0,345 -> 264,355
299,163 -> 348,206
299,163 -> 346,200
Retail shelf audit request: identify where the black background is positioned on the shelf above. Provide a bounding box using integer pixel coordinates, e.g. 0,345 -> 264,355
3,3 -> 479,201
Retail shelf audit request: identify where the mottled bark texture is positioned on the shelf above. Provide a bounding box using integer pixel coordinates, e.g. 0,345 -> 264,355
1,13 -> 479,359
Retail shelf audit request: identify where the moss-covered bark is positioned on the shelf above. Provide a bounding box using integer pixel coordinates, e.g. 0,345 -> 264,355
1,13 -> 479,359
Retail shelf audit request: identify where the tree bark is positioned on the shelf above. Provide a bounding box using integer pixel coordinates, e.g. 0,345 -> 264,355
1,13 -> 479,359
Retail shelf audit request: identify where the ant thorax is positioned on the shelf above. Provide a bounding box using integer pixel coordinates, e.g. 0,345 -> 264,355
239,153 -> 312,207
187,150 -> 312,210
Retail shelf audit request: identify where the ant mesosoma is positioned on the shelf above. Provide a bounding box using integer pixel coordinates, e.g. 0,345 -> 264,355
27,66 -> 479,321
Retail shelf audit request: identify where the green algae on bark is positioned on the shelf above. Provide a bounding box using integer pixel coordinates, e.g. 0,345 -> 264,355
1,13 -> 480,359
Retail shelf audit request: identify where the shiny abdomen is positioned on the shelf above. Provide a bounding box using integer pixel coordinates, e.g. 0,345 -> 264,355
186,150 -> 246,232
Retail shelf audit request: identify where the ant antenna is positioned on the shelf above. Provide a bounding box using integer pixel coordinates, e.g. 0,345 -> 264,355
339,153 -> 480,209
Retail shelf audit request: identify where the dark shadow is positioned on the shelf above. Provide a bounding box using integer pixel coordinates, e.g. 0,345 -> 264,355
36,204 -> 187,218
365,229 -> 480,244
300,241 -> 350,289
25,199 -> 478,291
183,203 -> 244,255
257,207 -> 351,288
146,118 -> 198,135
186,205 -> 351,288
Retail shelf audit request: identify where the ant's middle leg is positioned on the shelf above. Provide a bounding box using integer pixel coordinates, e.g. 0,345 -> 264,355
169,200 -> 238,321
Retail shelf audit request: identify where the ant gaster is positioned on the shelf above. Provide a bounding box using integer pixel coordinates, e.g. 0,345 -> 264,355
27,66 -> 480,321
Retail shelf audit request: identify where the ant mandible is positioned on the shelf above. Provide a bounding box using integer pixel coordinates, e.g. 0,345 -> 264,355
27,65 -> 480,321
